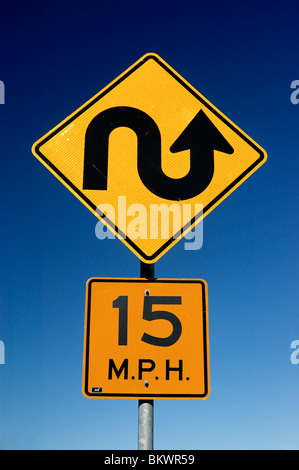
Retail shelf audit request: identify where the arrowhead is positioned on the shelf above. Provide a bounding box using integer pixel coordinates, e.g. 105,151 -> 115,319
170,109 -> 234,155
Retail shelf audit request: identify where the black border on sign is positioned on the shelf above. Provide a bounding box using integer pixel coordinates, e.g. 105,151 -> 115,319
83,278 -> 209,400
33,54 -> 266,262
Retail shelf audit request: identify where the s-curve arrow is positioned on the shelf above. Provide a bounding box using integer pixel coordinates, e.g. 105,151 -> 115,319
83,106 -> 234,200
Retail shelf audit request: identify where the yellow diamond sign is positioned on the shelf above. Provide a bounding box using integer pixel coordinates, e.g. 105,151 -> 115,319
32,53 -> 267,263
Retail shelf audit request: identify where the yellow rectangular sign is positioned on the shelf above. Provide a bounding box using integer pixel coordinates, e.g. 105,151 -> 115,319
82,278 -> 209,400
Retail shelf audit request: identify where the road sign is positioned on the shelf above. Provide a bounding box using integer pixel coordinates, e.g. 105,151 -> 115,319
32,53 -> 267,264
82,278 -> 209,400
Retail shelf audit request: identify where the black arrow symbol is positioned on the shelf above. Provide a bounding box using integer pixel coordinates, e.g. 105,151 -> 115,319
171,109 -> 234,193
83,106 -> 234,200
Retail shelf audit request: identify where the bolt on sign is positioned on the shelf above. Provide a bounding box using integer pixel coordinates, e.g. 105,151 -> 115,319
32,53 -> 267,263
82,278 -> 209,400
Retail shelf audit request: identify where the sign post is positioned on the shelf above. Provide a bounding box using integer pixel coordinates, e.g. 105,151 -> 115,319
82,275 -> 209,453
139,262 -> 155,450
32,52 -> 266,450
138,399 -> 154,450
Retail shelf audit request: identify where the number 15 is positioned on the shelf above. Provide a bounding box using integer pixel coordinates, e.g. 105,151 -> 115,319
113,295 -> 182,347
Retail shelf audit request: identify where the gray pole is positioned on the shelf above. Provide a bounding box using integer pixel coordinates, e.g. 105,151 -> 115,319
138,262 -> 155,450
138,400 -> 154,450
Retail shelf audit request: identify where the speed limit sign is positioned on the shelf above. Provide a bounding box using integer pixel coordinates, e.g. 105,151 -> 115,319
82,278 -> 209,400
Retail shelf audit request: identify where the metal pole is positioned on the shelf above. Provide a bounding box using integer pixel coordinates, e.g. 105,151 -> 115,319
138,262 -> 155,450
138,400 -> 154,450
140,262 -> 155,279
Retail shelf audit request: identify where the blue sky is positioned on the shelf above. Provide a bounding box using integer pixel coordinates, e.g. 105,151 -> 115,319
0,0 -> 299,450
